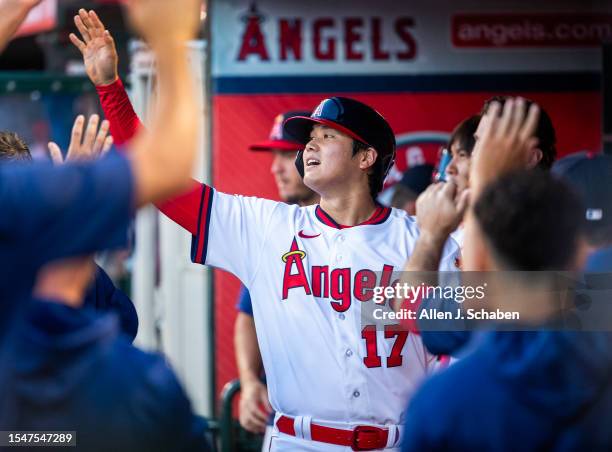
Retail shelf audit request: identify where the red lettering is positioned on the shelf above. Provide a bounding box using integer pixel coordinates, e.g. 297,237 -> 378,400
380,264 -> 394,288
371,17 -> 390,60
279,18 -> 302,61
344,17 -> 364,60
311,265 -> 329,298
282,239 -> 311,299
362,325 -> 382,368
385,325 -> 409,367
238,16 -> 270,61
395,17 -> 417,60
354,269 -> 377,301
363,324 -> 408,369
313,18 -> 336,60
330,268 -> 351,312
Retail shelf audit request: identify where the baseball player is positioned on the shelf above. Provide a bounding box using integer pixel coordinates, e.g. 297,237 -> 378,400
74,12 -> 460,451
236,111 -> 319,441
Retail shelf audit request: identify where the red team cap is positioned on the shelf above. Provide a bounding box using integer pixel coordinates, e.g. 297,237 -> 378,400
249,111 -> 312,152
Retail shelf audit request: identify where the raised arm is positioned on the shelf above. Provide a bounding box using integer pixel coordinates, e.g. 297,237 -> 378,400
71,8 -> 200,233
0,0 -> 42,53
102,0 -> 202,209
69,9 -> 142,146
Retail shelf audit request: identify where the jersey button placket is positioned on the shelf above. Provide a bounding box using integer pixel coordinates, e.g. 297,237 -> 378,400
334,232 -> 345,263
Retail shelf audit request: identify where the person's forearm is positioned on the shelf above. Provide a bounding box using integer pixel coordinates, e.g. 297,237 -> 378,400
235,313 -> 264,385
96,63 -> 201,232
131,42 -> 198,206
396,230 -> 449,314
0,2 -> 34,53
96,79 -> 143,146
405,230 -> 448,273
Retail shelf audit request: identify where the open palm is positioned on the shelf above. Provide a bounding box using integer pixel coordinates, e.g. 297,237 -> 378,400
70,9 -> 118,87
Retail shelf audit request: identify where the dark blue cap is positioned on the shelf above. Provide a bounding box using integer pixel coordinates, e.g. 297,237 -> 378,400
398,164 -> 434,195
552,151 -> 612,237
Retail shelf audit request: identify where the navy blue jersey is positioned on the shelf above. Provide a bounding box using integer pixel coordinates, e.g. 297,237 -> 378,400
85,265 -> 138,341
402,331 -> 612,451
0,154 -> 133,333
0,299 -> 209,451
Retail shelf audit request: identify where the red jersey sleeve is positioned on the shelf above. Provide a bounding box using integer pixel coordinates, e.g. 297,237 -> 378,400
96,78 -> 201,235
96,78 -> 143,146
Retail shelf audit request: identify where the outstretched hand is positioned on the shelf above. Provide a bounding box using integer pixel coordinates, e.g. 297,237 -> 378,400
125,0 -> 201,48
0,0 -> 44,53
470,97 -> 540,195
8,0 -> 42,7
70,9 -> 118,87
48,114 -> 113,164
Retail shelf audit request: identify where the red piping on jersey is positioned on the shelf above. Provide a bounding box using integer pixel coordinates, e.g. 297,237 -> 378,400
314,205 -> 391,229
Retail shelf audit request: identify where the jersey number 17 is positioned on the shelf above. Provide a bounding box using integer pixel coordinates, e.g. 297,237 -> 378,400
361,324 -> 409,368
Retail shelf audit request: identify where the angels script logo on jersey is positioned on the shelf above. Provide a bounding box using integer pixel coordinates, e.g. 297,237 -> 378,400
281,238 -> 397,312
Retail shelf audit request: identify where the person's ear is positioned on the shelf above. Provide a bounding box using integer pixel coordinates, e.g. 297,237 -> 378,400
526,147 -> 543,169
358,146 -> 378,171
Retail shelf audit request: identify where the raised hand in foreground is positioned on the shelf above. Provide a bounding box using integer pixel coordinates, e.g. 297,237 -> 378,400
470,97 -> 540,196
48,114 -> 113,164
70,9 -> 119,87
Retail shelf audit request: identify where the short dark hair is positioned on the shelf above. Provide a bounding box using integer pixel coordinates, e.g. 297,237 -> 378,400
448,115 -> 481,156
481,96 -> 556,170
0,131 -> 32,162
474,170 -> 584,271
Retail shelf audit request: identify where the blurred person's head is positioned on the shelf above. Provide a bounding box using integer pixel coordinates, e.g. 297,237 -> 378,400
284,97 -> 396,202
465,170 -> 584,274
250,111 -> 318,206
552,152 -> 612,251
391,164 -> 434,215
479,96 -> 556,170
0,131 -> 32,163
445,115 -> 480,194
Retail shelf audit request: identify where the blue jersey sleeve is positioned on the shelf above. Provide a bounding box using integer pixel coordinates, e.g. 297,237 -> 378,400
0,153 -> 134,269
236,285 -> 253,316
0,154 -> 134,327
84,265 -> 139,342
418,296 -> 471,357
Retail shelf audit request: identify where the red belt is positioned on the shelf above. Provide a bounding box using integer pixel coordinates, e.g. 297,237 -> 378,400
276,415 -> 394,451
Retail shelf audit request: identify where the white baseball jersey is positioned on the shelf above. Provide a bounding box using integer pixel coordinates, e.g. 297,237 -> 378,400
191,185 -> 460,427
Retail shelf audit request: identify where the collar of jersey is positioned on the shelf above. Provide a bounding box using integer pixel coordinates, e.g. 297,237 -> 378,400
315,204 -> 392,229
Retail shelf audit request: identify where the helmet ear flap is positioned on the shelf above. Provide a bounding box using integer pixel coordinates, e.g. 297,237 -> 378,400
295,149 -> 305,178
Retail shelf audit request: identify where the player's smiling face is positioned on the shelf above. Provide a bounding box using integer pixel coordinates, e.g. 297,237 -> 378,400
302,125 -> 371,197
